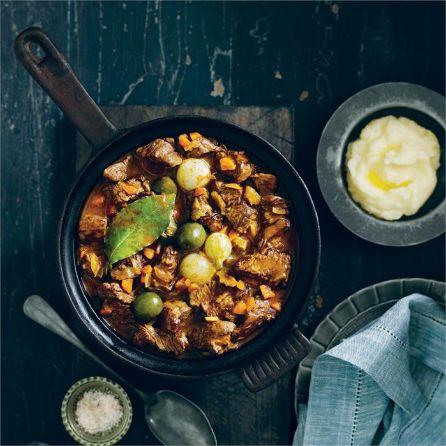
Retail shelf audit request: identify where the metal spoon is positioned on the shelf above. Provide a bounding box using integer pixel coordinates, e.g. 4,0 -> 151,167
23,295 -> 217,446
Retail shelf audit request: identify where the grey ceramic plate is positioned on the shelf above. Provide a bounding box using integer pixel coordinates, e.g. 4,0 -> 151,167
295,278 -> 445,408
317,82 -> 445,246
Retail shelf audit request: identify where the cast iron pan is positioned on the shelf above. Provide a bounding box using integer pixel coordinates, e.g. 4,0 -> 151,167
15,27 -> 321,392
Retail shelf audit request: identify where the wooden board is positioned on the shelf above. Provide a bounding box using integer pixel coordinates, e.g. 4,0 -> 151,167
76,106 -> 294,171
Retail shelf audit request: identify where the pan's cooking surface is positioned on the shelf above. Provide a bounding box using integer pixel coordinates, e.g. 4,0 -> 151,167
77,130 -> 295,357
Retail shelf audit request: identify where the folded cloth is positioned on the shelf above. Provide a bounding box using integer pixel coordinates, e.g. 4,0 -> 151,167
293,293 -> 445,446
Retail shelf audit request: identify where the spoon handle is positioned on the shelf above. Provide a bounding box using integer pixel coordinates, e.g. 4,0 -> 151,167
23,295 -> 145,399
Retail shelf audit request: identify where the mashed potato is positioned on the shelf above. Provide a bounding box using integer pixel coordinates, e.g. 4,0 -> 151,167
346,116 -> 440,220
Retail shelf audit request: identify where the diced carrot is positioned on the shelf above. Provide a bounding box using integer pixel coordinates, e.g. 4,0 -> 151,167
121,183 -> 140,195
175,277 -> 188,291
233,235 -> 249,250
121,278 -> 133,294
248,221 -> 259,238
140,273 -> 151,288
143,247 -> 155,259
270,301 -> 282,311
246,296 -> 256,311
260,284 -> 275,299
91,194 -> 105,206
228,230 -> 238,241
210,191 -> 226,212
188,283 -> 199,293
216,270 -> 238,287
233,301 -> 247,315
219,156 -> 236,171
100,306 -> 113,316
236,280 -> 245,291
226,183 -> 242,190
272,206 -> 287,215
244,186 -> 261,205
194,187 -> 207,197
178,134 -> 190,148
142,264 -> 153,274
189,132 -> 202,140
205,316 -> 219,322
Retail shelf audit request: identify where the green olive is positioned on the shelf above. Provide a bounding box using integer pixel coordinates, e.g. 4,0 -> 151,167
152,177 -> 178,195
134,292 -> 163,321
177,222 -> 207,250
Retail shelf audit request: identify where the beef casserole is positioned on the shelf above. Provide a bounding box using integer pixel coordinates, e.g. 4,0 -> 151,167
77,132 -> 294,356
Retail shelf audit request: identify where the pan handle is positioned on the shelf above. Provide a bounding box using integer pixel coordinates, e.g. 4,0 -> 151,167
14,26 -> 118,150
240,324 -> 310,392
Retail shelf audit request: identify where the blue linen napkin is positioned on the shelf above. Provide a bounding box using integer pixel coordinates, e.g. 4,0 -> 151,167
294,293 -> 445,446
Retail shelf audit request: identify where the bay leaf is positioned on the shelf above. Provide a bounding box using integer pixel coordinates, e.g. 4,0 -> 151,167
105,194 -> 176,265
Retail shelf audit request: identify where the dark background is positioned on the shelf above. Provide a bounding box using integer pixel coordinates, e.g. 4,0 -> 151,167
1,1 -> 445,445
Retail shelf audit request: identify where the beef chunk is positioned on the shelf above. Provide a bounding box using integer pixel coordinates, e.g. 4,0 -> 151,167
199,213 -> 225,232
234,249 -> 291,286
110,253 -> 144,281
189,282 -> 216,314
79,214 -> 107,241
212,182 -> 258,234
260,226 -> 290,252
189,281 -> 225,318
97,282 -> 134,304
214,291 -> 237,321
157,300 -> 192,354
191,194 -> 225,232
78,243 -> 107,278
160,300 -> 192,334
191,194 -> 213,221
259,195 -> 290,252
189,282 -> 237,322
109,176 -> 151,205
133,324 -> 188,355
217,151 -> 254,183
101,298 -> 139,340
136,138 -> 183,171
103,155 -> 132,182
225,200 -> 258,234
233,299 -> 276,340
152,246 -> 179,291
261,195 -> 289,222
251,173 -> 277,194
188,320 -> 236,354
212,181 -> 243,205
182,136 -> 222,157
189,281 -> 242,321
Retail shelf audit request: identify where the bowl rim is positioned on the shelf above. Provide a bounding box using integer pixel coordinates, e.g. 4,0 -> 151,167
58,115 -> 321,378
317,82 -> 445,246
61,376 -> 133,446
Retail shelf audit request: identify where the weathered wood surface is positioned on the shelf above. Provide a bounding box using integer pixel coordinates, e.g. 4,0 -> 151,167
1,1 -> 445,445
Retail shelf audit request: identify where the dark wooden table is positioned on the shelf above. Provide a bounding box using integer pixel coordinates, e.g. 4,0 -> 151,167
2,2 -> 445,445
